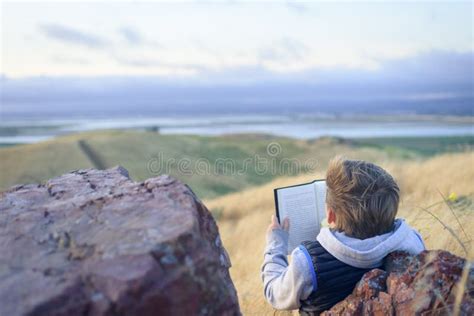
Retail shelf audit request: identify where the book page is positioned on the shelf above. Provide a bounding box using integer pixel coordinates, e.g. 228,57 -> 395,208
314,181 -> 327,226
276,183 -> 319,254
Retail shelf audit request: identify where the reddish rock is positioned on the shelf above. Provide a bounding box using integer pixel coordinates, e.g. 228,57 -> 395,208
0,167 -> 240,316
353,269 -> 388,300
406,250 -> 468,315
321,295 -> 364,316
322,251 -> 473,316
363,292 -> 393,316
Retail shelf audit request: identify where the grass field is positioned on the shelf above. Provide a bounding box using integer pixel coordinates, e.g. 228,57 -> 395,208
353,135 -> 474,157
1,130 -> 473,197
0,130 -> 416,198
205,151 -> 474,315
1,131 -> 473,314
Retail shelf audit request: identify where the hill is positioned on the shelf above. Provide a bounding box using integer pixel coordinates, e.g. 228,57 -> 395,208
2,130 -> 473,199
0,130 -> 410,198
1,131 -> 473,314
205,151 -> 474,315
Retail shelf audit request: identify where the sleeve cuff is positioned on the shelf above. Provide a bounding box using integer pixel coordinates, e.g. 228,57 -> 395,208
265,228 -> 289,255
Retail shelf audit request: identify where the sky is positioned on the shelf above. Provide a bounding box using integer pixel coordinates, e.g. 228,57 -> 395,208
0,1 -> 472,118
1,1 -> 473,79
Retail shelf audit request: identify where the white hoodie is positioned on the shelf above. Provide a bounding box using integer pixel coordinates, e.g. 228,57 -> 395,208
261,219 -> 425,310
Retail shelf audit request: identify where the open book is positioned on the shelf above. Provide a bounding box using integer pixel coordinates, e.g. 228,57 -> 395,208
274,179 -> 327,254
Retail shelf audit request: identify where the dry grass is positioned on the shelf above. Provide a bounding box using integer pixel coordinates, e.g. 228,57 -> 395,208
205,151 -> 474,315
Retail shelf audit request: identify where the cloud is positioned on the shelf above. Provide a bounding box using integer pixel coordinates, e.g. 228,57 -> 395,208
112,54 -> 204,77
114,56 -> 161,68
118,26 -> 143,45
381,50 -> 474,83
38,23 -> 107,48
259,37 -> 309,62
51,55 -> 90,65
117,26 -> 162,48
285,1 -> 310,14
2,51 -> 473,117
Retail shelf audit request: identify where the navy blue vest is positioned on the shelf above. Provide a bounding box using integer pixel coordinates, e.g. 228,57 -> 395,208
299,240 -> 375,315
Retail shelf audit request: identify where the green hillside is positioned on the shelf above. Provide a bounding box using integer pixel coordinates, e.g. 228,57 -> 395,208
1,130 -> 472,198
353,135 -> 474,157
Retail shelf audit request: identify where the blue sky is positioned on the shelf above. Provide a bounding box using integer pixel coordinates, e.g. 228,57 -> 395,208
1,1 -> 472,79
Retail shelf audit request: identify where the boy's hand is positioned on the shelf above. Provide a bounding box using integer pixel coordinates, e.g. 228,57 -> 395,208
267,215 -> 290,234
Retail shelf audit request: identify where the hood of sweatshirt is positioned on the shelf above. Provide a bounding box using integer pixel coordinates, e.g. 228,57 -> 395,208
316,218 -> 425,269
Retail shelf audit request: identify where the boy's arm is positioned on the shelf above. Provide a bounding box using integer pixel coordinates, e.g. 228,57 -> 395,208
261,228 -> 315,310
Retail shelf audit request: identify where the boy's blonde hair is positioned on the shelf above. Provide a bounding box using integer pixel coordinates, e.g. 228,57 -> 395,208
326,156 -> 399,239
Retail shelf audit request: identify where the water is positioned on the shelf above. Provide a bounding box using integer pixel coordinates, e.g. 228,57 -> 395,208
0,114 -> 472,144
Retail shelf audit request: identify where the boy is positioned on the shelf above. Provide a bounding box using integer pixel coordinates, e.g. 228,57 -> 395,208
261,156 -> 425,314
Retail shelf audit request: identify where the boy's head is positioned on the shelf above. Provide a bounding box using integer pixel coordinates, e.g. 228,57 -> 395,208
325,156 -> 399,239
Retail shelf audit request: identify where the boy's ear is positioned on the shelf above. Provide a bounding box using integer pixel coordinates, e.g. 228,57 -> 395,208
327,207 -> 336,225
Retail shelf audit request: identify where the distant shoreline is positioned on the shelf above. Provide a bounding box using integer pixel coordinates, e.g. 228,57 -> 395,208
0,113 -> 472,145
1,132 -> 473,150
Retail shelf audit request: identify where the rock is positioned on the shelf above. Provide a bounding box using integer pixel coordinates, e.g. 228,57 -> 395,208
0,167 -> 240,316
353,269 -> 388,300
322,251 -> 474,316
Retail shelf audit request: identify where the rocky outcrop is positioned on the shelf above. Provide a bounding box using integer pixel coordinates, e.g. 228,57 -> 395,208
322,250 -> 473,315
0,167 -> 240,316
